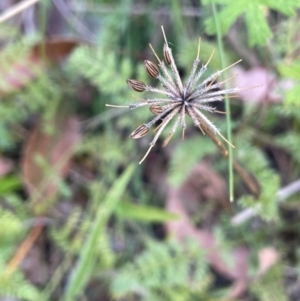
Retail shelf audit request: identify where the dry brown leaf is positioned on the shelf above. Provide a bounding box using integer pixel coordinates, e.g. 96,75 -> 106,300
258,247 -> 280,275
233,66 -> 281,103
22,116 -> 81,205
165,161 -> 249,299
0,157 -> 13,176
0,38 -> 80,96
31,38 -> 81,62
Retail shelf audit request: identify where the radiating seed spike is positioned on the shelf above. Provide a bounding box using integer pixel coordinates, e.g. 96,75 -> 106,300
221,94 -> 239,99
153,122 -> 164,132
149,43 -> 161,64
220,59 -> 242,73
149,104 -> 163,115
161,25 -> 172,65
163,133 -> 173,147
163,43 -> 172,65
198,124 -> 205,135
161,25 -> 168,44
214,110 -> 227,114
130,124 -> 149,139
205,49 -> 215,67
181,127 -> 185,140
219,73 -> 238,85
126,79 -> 147,92
238,84 -> 263,91
105,104 -> 129,108
144,60 -> 160,78
129,102 -> 150,109
218,132 -> 235,148
180,106 -> 186,140
131,94 -> 147,102
205,74 -> 219,90
163,115 -> 181,147
139,145 -> 153,164
196,37 -> 201,60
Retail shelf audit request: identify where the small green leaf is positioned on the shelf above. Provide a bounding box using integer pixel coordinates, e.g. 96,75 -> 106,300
276,132 -> 300,163
205,2 -> 244,36
168,136 -> 215,186
63,164 -> 135,301
0,176 -> 22,196
278,64 -> 300,80
237,143 -> 280,221
203,0 -> 300,46
284,86 -> 300,106
245,4 -> 273,46
116,201 -> 178,222
261,0 -> 300,15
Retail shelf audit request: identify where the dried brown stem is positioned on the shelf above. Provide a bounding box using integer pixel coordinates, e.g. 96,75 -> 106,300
5,223 -> 44,275
204,127 -> 260,198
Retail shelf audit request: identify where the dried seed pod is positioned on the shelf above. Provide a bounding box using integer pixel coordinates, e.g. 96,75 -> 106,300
144,60 -> 159,78
163,43 -> 172,65
149,104 -> 163,115
126,79 -> 146,92
130,124 -> 149,139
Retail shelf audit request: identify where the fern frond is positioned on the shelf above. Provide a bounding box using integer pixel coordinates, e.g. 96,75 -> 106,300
276,133 -> 300,164
0,263 -> 40,301
63,164 -> 134,301
0,207 -> 25,247
111,239 -> 211,300
203,0 -> 300,46
236,142 -> 280,221
68,46 -> 135,95
278,64 -> 300,106
168,136 -> 215,186
251,264 -> 288,301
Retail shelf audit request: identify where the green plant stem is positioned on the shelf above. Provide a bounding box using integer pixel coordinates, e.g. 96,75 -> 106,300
63,164 -> 135,301
211,0 -> 234,201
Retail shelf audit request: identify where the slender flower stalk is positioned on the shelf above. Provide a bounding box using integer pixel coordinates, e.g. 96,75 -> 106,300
106,27 -> 258,165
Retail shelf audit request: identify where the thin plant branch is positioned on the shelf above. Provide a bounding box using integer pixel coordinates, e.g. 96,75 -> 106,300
211,0 -> 234,202
0,0 -> 40,23
5,224 -> 43,275
204,126 -> 260,198
52,0 -> 97,43
231,178 -> 300,225
70,3 -> 206,17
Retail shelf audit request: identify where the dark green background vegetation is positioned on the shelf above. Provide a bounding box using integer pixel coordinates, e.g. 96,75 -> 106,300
0,0 -> 300,300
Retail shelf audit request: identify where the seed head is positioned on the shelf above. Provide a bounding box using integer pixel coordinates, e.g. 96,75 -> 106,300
144,60 -> 160,78
106,26 -> 251,164
126,79 -> 146,92
163,43 -> 172,65
130,124 -> 149,139
149,104 -> 163,115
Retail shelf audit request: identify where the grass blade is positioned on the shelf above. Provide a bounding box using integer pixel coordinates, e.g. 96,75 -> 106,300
63,164 -> 135,301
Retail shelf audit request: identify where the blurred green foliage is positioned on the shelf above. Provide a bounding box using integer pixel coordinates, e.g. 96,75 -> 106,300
0,0 -> 300,300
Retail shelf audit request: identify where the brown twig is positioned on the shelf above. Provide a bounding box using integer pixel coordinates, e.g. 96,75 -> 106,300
5,223 -> 43,275
0,0 -> 40,23
204,127 -> 260,198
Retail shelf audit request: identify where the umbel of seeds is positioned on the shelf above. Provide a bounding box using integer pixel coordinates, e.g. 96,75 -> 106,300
106,26 -> 251,164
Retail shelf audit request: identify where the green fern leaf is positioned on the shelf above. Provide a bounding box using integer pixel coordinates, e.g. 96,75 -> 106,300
63,164 -> 135,301
68,46 -> 134,96
251,264 -> 288,301
0,265 -> 40,301
0,207 -> 24,245
203,0 -> 300,46
277,64 -> 300,106
278,64 -> 300,80
168,136 -> 215,186
111,239 -> 210,300
236,142 -> 280,221
116,201 -> 178,222
276,132 -> 300,164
